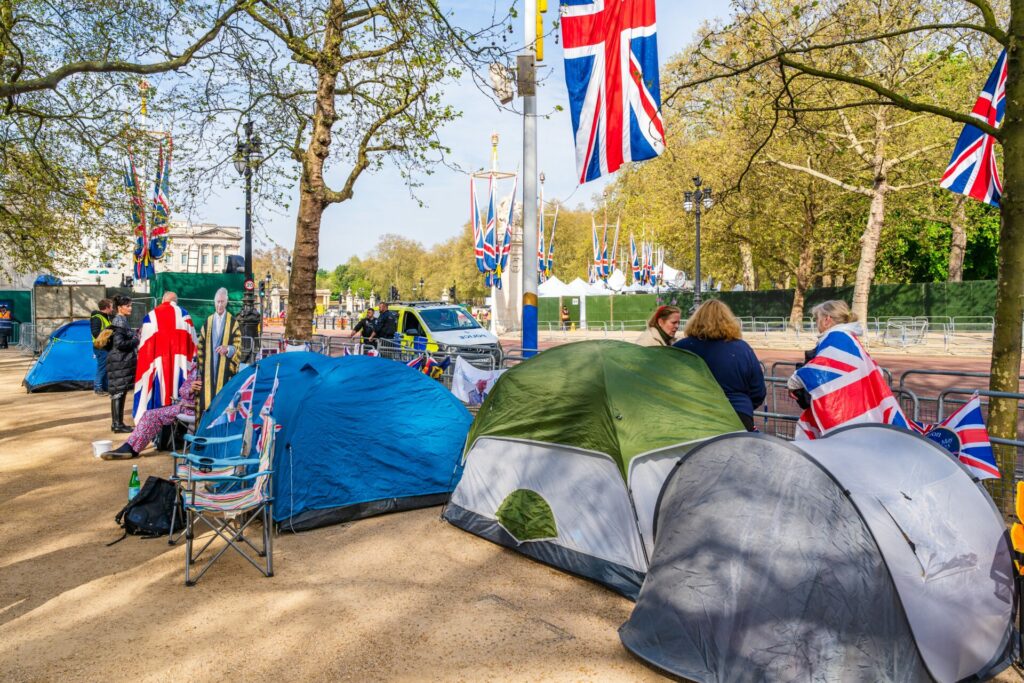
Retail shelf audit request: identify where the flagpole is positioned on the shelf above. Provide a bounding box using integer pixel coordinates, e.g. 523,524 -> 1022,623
489,133 -> 500,335
520,0 -> 539,356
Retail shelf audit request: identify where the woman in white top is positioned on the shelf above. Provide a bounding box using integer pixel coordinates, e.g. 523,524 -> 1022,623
636,305 -> 682,347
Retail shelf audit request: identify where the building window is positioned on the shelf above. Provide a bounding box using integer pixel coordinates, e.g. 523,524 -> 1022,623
213,254 -> 220,266
180,253 -> 187,265
202,254 -> 208,266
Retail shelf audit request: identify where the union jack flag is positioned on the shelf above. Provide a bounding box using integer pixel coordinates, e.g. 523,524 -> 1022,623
206,371 -> 257,429
793,328 -> 909,440
259,371 -> 279,418
940,50 -> 1006,206
133,302 -> 196,422
591,217 -> 601,282
538,205 -> 546,279
124,151 -> 152,281
562,0 -> 666,183
405,354 -> 450,380
495,174 -> 516,290
600,225 -> 610,278
546,204 -> 558,277
255,369 -> 281,453
483,176 -> 497,280
148,137 -> 172,263
911,394 -> 1000,479
471,178 -> 485,274
630,233 -> 641,282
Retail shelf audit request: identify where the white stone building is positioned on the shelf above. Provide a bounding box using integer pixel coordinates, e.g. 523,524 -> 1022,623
162,219 -> 242,274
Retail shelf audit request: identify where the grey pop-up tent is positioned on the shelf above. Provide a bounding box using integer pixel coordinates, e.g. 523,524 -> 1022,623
620,425 -> 1014,682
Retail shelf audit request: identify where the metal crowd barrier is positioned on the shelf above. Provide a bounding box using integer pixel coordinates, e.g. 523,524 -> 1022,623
15,322 -> 37,355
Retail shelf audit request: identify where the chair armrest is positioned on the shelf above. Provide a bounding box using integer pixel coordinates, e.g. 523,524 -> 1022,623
181,454 -> 261,468
184,433 -> 244,446
188,469 -> 272,483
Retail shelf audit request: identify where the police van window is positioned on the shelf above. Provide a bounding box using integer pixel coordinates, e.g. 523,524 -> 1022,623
403,312 -> 422,336
419,307 -> 480,332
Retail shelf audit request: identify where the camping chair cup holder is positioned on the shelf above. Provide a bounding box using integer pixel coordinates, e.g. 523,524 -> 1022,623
169,431 -> 276,586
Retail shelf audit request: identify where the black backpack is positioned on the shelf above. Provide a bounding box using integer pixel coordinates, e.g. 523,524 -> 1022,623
108,476 -> 183,544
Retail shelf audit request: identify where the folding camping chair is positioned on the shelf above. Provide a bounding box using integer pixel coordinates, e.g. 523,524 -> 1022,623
167,432 -> 245,546
177,420 -> 277,585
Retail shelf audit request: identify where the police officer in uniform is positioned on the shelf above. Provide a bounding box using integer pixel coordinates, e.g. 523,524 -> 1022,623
368,302 -> 398,346
349,308 -> 376,347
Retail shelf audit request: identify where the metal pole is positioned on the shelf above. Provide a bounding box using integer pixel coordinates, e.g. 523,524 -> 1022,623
521,0 -> 539,355
693,194 -> 703,311
238,121 -> 262,361
244,145 -> 253,284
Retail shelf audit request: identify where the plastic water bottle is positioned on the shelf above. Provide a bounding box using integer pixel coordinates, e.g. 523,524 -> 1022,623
128,465 -> 140,502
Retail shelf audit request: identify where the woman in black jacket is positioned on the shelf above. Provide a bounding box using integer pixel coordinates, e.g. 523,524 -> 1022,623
106,296 -> 138,433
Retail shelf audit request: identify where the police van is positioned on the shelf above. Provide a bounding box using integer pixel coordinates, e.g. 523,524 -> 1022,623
388,302 -> 501,364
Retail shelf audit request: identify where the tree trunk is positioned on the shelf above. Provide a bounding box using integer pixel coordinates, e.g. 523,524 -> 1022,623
987,10 -> 1024,513
850,186 -> 886,323
789,197 -> 817,330
850,110 -> 890,324
948,195 -> 967,282
738,239 -> 756,290
284,4 -> 342,341
790,235 -> 815,331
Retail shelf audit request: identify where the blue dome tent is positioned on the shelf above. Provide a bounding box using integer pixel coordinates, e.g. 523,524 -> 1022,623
23,320 -> 95,392
198,353 -> 472,531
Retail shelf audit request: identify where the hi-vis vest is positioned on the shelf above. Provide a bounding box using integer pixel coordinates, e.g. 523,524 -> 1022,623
0,309 -> 11,328
90,312 -> 110,340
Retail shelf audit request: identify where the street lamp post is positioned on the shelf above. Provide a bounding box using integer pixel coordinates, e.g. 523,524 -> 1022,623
233,121 -> 262,360
683,175 -> 714,311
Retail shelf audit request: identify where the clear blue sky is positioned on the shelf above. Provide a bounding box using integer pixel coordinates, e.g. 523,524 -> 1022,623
193,0 -> 733,268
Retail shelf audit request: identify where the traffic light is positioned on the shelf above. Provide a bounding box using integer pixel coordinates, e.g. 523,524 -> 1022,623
449,285 -> 457,302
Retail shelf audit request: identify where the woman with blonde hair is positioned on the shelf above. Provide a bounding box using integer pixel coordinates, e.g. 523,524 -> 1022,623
674,299 -> 765,431
636,305 -> 682,347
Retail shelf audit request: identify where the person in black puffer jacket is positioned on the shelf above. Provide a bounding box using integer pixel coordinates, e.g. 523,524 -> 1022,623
106,295 -> 138,433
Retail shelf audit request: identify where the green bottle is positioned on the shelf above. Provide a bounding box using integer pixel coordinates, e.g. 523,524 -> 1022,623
128,465 -> 140,502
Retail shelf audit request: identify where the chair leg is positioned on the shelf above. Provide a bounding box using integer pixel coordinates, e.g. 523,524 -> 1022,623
184,508 -> 195,586
168,488 -> 182,545
264,503 -> 274,578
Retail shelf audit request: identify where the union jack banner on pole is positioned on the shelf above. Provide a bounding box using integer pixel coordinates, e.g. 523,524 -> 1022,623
610,217 -> 620,273
546,204 -> 559,278
537,208 -> 546,281
148,137 -> 172,263
124,151 -> 152,280
591,216 -> 601,282
630,233 -> 641,283
471,178 -> 485,274
562,0 -> 666,183
940,50 -> 1006,206
600,224 -> 609,279
483,176 -> 497,287
495,174 -> 517,290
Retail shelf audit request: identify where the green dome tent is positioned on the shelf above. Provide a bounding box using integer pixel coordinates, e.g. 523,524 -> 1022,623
443,340 -> 743,598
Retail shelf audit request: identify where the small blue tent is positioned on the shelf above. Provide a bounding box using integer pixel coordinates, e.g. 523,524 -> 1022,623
198,352 -> 472,531
23,320 -> 95,392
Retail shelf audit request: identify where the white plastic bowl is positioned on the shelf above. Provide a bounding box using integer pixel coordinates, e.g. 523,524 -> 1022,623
91,440 -> 112,458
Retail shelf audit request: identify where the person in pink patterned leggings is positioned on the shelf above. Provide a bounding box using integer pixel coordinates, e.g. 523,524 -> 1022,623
101,362 -> 201,460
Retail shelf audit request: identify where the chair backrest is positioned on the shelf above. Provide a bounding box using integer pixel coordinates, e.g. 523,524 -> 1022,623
252,415 -> 278,498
